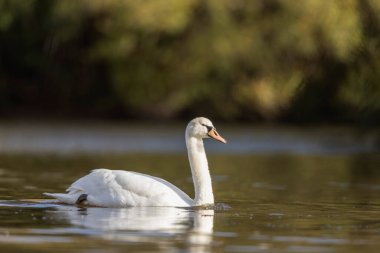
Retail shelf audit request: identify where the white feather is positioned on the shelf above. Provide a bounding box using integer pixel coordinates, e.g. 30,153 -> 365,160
44,117 -> 226,207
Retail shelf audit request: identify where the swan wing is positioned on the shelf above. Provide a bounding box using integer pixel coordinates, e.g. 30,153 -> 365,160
44,169 -> 193,207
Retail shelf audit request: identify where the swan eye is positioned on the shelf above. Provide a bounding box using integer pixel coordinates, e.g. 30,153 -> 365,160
201,124 -> 213,132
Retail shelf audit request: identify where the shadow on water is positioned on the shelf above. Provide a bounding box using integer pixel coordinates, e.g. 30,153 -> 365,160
0,200 -> 215,253
0,123 -> 380,252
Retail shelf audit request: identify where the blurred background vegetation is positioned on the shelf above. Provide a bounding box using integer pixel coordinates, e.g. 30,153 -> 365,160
1,0 -> 380,125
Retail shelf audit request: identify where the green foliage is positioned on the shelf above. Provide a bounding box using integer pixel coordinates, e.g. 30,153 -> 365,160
0,0 -> 379,123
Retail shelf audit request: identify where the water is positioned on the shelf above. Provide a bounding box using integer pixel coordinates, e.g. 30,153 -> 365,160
0,123 -> 380,252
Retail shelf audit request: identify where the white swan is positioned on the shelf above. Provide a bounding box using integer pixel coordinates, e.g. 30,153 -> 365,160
44,117 -> 226,207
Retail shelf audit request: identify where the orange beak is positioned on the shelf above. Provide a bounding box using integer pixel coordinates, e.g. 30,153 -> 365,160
207,128 -> 227,143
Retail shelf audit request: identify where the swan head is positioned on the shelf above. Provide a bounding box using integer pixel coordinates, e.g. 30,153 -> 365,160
186,117 -> 227,143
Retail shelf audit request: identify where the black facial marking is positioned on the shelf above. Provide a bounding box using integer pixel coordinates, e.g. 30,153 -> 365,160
201,123 -> 213,132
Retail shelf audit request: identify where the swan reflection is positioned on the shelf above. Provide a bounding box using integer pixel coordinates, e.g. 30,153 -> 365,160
49,205 -> 214,251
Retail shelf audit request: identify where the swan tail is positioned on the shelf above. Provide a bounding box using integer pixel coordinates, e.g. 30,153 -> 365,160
43,192 -> 80,205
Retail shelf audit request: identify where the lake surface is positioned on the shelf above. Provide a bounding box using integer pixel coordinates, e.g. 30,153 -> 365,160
0,122 -> 379,252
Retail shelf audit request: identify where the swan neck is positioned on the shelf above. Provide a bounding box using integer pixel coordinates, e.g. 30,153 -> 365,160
186,136 -> 214,206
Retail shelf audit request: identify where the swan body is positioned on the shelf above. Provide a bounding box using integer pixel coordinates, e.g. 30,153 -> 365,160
44,117 -> 226,207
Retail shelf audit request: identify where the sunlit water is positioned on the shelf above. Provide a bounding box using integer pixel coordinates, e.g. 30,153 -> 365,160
0,123 -> 379,252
